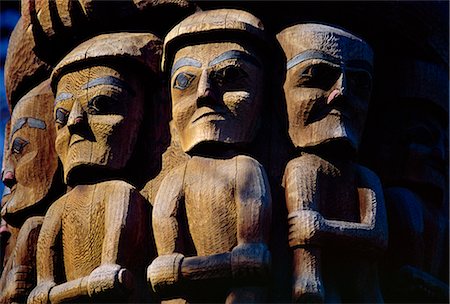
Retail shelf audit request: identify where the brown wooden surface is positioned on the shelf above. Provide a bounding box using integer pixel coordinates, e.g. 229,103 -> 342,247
0,2 -> 447,303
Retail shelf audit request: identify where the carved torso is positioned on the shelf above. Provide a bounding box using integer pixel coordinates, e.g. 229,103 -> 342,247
183,156 -> 238,255
59,185 -> 105,280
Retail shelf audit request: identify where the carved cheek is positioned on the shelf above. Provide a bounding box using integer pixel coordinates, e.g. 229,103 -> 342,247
89,115 -> 124,144
223,91 -> 252,116
55,126 -> 71,164
172,95 -> 197,132
14,150 -> 38,186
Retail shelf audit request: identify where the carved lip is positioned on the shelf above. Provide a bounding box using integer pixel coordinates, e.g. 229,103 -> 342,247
192,108 -> 226,123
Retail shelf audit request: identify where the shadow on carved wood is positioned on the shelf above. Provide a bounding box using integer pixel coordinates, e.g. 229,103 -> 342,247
277,23 -> 388,303
0,80 -> 63,303
147,9 -> 272,303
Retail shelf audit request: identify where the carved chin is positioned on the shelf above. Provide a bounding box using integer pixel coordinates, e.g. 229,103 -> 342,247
63,142 -> 131,183
180,120 -> 255,152
290,116 -> 361,150
1,183 -> 48,221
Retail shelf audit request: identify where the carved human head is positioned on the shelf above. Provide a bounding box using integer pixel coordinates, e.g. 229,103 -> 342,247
51,33 -> 162,185
1,80 -> 58,226
277,23 -> 374,151
163,9 -> 267,153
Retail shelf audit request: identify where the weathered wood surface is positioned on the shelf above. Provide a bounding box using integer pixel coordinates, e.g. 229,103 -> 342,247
0,79 -> 62,303
28,181 -> 151,303
27,32 -> 161,303
4,18 -> 52,110
277,23 -> 388,303
148,9 -> 272,303
0,2 -> 447,303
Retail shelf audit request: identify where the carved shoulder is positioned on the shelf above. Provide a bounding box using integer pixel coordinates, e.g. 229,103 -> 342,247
234,155 -> 271,243
235,155 -> 271,199
283,153 -> 327,182
153,163 -> 186,217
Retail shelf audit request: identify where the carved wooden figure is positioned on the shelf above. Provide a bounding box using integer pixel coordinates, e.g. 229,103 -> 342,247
0,80 -> 61,303
27,32 -> 162,303
1,122 -> 14,274
277,24 -> 387,303
148,9 -> 272,303
366,59 -> 449,302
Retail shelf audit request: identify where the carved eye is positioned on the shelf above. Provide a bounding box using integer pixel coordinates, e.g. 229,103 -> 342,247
87,95 -> 122,115
214,66 -> 248,86
55,108 -> 69,125
12,137 -> 29,154
297,64 -> 339,90
173,73 -> 195,90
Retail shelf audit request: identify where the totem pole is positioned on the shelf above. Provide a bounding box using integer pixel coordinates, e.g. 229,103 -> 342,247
148,9 -> 272,303
277,24 -> 387,302
27,32 -> 162,303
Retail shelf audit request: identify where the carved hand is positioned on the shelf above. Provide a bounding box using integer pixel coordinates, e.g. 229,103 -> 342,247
288,210 -> 327,248
87,264 -> 134,299
26,280 -> 56,304
147,253 -> 184,295
0,265 -> 33,304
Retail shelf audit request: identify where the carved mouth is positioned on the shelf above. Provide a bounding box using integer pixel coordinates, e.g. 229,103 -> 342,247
192,108 -> 226,123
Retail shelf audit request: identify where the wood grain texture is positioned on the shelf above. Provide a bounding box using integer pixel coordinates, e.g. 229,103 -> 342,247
0,80 -> 63,303
50,33 -> 162,186
20,0 -> 195,67
150,156 -> 272,302
1,3 -> 448,303
0,217 -> 42,304
148,10 -> 273,302
4,17 -> 52,110
28,181 -> 153,303
1,80 -> 59,227
278,23 -> 387,302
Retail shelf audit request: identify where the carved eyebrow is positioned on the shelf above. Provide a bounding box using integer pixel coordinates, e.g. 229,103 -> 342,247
10,117 -> 46,139
10,118 -> 26,137
208,50 -> 261,68
81,76 -> 134,95
287,50 -> 341,70
171,57 -> 202,77
54,92 -> 73,106
287,50 -> 373,73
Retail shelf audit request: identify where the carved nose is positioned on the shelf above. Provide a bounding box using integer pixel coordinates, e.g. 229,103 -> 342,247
2,171 -> 16,189
327,73 -> 347,104
68,100 -> 85,125
67,100 -> 86,132
197,70 -> 217,106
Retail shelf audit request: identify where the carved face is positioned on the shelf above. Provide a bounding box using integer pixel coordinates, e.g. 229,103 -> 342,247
1,81 -> 58,223
278,25 -> 373,150
54,65 -> 145,184
170,42 -> 264,152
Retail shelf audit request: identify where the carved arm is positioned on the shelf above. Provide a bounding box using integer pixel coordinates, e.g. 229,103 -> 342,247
289,165 -> 388,254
